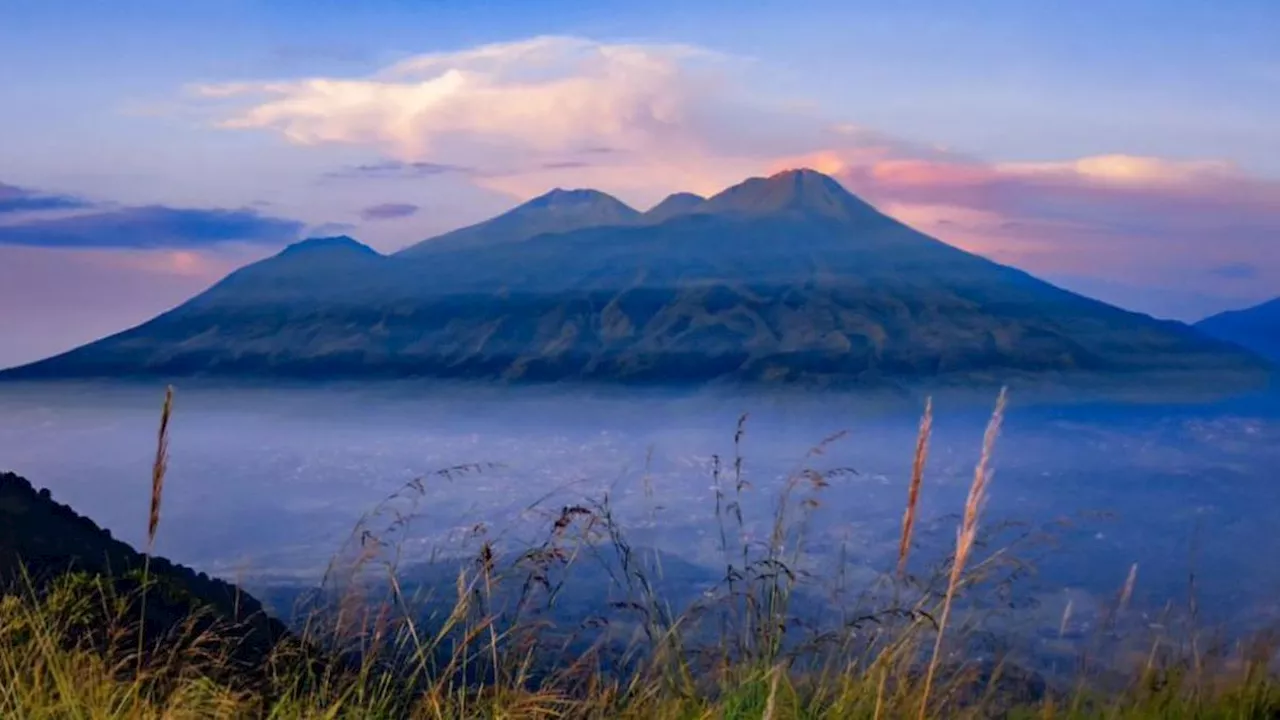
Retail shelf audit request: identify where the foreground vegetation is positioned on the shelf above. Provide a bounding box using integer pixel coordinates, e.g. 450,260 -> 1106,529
2,387 -> 1279,718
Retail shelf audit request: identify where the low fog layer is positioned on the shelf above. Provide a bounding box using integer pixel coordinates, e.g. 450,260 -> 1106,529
1,381 -> 1278,631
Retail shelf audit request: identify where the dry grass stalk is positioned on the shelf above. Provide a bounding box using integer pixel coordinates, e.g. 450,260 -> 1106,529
874,664 -> 888,720
136,384 -> 174,678
1119,563 -> 1138,612
147,385 -> 174,552
918,386 -> 1008,719
763,662 -> 783,720
897,396 -> 933,579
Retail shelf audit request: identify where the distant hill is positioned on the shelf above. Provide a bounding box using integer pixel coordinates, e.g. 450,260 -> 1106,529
1,169 -> 1268,391
1195,298 -> 1280,361
0,470 -> 288,674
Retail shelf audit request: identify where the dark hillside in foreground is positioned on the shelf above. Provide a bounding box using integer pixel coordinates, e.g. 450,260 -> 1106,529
1,169 -> 1269,392
0,470 -> 287,670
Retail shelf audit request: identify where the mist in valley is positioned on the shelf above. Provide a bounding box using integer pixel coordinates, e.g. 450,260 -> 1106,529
3,380 -> 1279,645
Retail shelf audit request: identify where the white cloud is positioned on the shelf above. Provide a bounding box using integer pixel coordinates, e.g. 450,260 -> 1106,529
194,36 -> 741,167
993,154 -> 1240,186
188,35 -> 860,206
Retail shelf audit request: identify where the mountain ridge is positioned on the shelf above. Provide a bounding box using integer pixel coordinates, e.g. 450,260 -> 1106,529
2,168 -> 1270,391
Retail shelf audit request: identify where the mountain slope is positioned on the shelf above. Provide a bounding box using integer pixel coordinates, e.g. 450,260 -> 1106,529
398,188 -> 640,255
1195,298 -> 1280,361
2,169 -> 1268,389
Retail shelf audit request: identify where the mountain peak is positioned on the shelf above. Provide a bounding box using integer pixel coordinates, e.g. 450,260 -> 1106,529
644,192 -> 706,222
397,188 -> 639,256
522,188 -> 636,213
701,167 -> 881,221
280,235 -> 379,256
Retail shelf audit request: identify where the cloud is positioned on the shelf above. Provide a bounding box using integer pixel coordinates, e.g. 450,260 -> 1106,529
190,35 -> 827,205
0,205 -> 304,249
307,221 -> 358,236
325,160 -> 473,180
1208,262 -> 1261,280
833,153 -> 1278,255
0,182 -> 93,214
539,160 -> 593,170
360,202 -> 419,221
194,36 -> 731,159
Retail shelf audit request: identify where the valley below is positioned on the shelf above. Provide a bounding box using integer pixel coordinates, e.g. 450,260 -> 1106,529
4,379 -> 1279,641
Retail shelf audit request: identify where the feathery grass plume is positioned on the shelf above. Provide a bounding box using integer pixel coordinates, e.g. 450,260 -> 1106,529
147,385 -> 174,551
135,384 -> 173,680
897,396 -> 933,579
1059,598 -> 1074,638
919,386 -> 1007,719
1119,562 -> 1139,613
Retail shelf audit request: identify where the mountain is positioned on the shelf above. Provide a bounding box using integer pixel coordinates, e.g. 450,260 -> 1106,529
1195,297 -> 1280,361
698,168 -> 881,220
398,187 -> 640,255
644,192 -> 705,223
194,234 -> 386,304
0,470 -> 288,674
2,169 -> 1269,390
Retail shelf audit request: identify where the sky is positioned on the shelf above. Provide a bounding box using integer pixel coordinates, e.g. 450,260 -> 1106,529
1,0 -> 1278,368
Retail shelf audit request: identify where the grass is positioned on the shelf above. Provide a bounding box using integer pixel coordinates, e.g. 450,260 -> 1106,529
2,387 -> 1279,718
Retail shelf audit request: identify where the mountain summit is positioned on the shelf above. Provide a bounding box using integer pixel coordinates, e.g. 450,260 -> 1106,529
399,187 -> 639,255
279,235 -> 379,257
644,192 -> 706,222
700,168 -> 882,221
3,168 -> 1268,390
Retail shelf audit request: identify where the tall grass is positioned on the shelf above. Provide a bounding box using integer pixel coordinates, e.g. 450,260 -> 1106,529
136,384 -> 173,678
919,387 -> 1005,719
2,387 -> 1279,718
897,396 -> 932,582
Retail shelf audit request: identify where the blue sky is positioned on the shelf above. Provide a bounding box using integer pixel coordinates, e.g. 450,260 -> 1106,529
1,0 -> 1278,367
